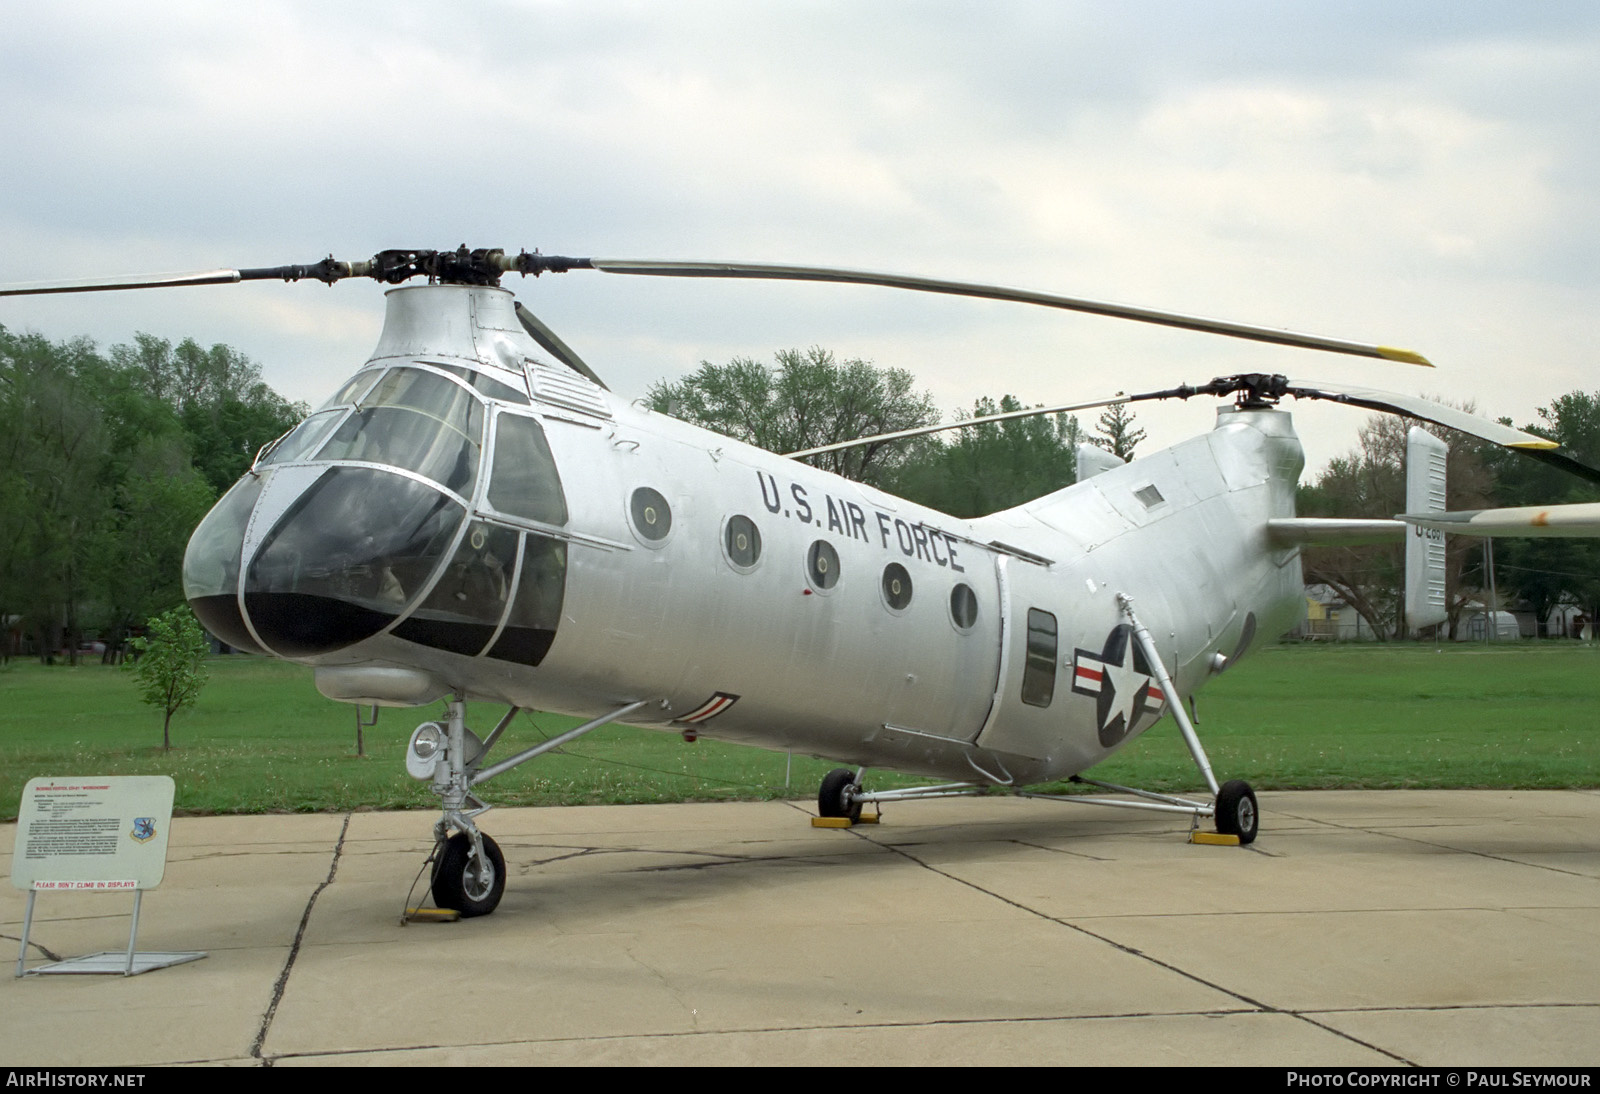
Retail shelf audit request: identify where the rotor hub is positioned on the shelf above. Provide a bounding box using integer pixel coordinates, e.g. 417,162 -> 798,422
235,247 -> 594,289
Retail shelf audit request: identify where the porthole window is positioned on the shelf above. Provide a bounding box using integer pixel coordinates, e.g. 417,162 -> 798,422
723,514 -> 762,571
629,487 -> 673,545
949,583 -> 979,632
806,539 -> 840,591
881,563 -> 912,611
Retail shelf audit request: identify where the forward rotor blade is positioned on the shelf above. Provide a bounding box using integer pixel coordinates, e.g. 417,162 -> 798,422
1399,502 -> 1600,538
0,258 -> 363,296
1286,379 -> 1600,486
514,303 -> 609,390
0,269 -> 244,296
588,259 -> 1432,366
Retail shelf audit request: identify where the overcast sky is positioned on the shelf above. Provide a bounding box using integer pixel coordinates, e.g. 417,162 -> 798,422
3,1 -> 1596,474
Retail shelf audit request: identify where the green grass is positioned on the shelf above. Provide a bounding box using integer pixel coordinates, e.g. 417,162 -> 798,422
0,656 -> 873,819
2,642 -> 1597,819
1084,642 -> 1600,792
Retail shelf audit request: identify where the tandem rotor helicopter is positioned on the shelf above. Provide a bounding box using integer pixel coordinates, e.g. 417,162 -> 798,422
7,246 -> 1600,917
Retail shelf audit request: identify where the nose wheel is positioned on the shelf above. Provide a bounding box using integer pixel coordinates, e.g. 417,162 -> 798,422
431,831 -> 506,917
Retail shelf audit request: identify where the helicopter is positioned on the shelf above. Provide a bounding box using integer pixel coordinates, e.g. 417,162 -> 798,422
6,246 -> 1599,918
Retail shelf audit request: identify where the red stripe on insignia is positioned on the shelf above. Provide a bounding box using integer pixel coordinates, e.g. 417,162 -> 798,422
681,695 -> 736,723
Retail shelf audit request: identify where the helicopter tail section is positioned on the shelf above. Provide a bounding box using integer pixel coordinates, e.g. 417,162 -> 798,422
1404,428 -> 1449,631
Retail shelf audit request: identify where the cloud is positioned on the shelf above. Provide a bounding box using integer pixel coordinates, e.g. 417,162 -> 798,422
2,1 -> 1597,474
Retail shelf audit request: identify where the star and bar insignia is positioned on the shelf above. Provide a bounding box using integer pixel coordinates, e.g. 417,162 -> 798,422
1070,624 -> 1166,747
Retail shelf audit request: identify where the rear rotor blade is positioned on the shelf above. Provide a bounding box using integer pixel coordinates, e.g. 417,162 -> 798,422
783,394 -> 1131,459
781,384 -> 1202,460
1285,379 -> 1600,486
1399,503 -> 1600,538
1285,381 -> 1554,450
589,259 -> 1432,366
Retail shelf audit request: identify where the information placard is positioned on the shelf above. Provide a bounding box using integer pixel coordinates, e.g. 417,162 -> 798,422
11,776 -> 176,891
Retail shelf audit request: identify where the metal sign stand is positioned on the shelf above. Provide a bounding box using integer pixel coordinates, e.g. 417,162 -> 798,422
17,889 -> 205,977
12,776 -> 207,978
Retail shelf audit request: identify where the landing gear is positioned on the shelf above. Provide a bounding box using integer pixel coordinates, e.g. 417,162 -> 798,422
405,695 -> 653,918
1214,780 -> 1258,845
432,831 -> 506,917
818,768 -> 863,823
806,603 -> 1262,845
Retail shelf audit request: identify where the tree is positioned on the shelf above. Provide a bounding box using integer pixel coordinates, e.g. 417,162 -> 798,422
111,334 -> 306,492
89,447 -> 218,660
646,347 -> 938,485
124,606 -> 210,750
1485,391 -> 1600,635
1300,412 -> 1496,639
889,395 -> 1082,517
0,323 -> 302,661
1091,402 -> 1146,461
0,327 -> 116,662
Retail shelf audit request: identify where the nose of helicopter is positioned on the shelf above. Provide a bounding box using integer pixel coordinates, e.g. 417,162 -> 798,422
183,465 -> 466,658
182,307 -> 571,666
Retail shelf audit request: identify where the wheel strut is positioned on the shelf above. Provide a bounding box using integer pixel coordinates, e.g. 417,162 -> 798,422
1117,594 -> 1259,844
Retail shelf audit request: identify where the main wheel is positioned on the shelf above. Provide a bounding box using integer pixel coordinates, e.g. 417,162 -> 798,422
1214,780 -> 1259,845
818,767 -> 863,823
431,831 -> 506,917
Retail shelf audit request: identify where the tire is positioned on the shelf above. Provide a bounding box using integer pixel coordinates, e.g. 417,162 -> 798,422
1214,780 -> 1259,845
818,767 -> 863,823
431,831 -> 506,917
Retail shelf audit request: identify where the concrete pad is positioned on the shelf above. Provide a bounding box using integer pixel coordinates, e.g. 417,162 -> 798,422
3,791 -> 1598,1066
274,1012 -> 1395,1067
1321,1005 -> 1600,1068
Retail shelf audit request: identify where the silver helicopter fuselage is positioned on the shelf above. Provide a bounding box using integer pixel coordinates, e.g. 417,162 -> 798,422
183,283 -> 1306,787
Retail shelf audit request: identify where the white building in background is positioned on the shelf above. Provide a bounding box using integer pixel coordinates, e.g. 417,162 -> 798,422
1296,587 -> 1589,642
1298,585 -> 1385,641
1456,608 -> 1526,641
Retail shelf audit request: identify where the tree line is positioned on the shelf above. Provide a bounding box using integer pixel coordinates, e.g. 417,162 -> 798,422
1296,394 -> 1600,639
646,346 -> 1126,518
8,322 -> 1591,663
0,325 -> 304,663
657,349 -> 1600,641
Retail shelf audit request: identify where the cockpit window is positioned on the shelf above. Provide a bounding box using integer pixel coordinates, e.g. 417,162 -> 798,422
243,467 -> 465,656
485,411 -> 568,526
393,520 -> 520,656
319,368 -> 384,411
257,409 -> 346,468
426,361 -> 530,405
313,367 -> 484,498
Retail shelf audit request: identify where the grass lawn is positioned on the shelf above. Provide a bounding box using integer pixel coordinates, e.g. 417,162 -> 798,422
1087,642 -> 1599,791
2,641 -> 1596,819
